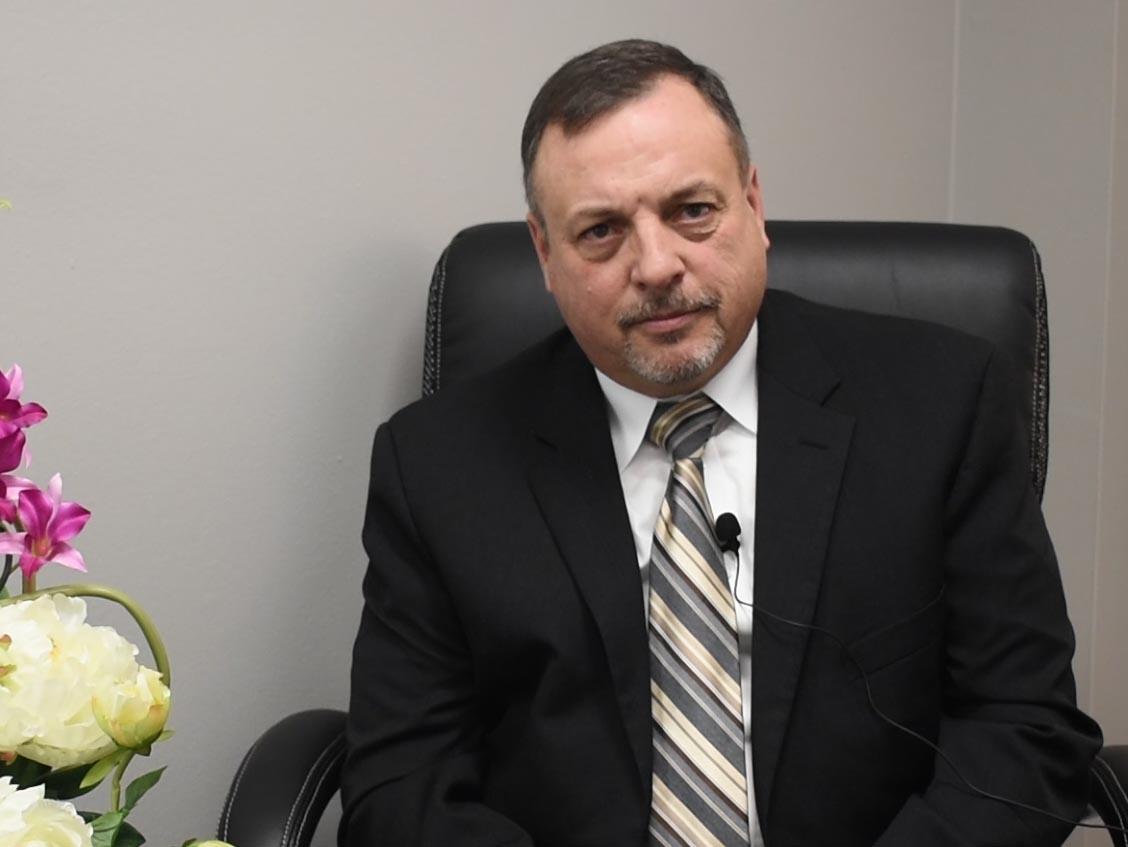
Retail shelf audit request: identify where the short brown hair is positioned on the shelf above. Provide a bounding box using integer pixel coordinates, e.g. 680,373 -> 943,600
521,39 -> 750,220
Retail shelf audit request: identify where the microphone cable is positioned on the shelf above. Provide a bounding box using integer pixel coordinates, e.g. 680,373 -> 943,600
713,512 -> 1122,836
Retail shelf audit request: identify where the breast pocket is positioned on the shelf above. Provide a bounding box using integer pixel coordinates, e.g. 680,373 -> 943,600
832,589 -> 947,742
847,587 -> 945,679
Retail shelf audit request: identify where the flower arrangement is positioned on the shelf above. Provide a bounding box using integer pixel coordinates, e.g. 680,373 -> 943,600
0,365 -> 228,847
0,778 -> 92,846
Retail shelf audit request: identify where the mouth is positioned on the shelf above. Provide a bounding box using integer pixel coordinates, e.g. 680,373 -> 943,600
619,295 -> 720,335
633,309 -> 700,334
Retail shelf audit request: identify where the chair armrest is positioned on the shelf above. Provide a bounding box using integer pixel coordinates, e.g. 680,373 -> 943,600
218,708 -> 347,847
1091,745 -> 1128,847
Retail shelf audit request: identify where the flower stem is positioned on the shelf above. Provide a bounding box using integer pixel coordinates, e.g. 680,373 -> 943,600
0,555 -> 13,595
21,570 -> 34,595
110,751 -> 135,812
0,583 -> 171,688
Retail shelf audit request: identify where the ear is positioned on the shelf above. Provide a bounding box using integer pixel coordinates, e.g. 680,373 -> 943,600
526,211 -> 553,291
745,166 -> 770,250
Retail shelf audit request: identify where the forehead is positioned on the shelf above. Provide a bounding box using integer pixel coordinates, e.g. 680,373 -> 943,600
532,76 -> 741,215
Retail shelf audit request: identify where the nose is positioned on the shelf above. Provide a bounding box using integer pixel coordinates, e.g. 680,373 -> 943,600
629,219 -> 685,289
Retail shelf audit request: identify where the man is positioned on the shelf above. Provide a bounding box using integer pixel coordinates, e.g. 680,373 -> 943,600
341,40 -> 1101,846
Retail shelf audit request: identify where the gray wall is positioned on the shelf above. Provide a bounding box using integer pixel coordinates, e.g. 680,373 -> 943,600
2,2 -> 1123,842
1094,0 -> 1128,832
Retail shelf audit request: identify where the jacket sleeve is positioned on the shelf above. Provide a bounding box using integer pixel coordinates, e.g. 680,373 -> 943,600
873,349 -> 1102,847
339,423 -> 535,847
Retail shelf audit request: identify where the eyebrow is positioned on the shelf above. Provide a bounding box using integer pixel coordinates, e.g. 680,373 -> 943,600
565,201 -> 622,228
564,180 -> 723,229
666,180 -> 720,204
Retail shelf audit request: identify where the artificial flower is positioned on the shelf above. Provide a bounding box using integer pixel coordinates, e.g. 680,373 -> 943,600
0,436 -> 24,478
0,475 -> 89,578
0,367 -> 48,436
93,666 -> 170,750
0,595 -> 160,769
0,777 -> 92,847
0,367 -> 47,475
0,364 -> 185,847
0,476 -> 33,527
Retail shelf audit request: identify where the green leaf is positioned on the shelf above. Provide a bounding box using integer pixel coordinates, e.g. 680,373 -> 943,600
89,811 -> 125,847
80,749 -> 128,790
122,766 -> 166,812
131,726 -> 173,757
0,754 -> 50,788
40,763 -> 99,800
1,755 -> 99,800
112,821 -> 146,847
85,814 -> 145,847
89,811 -> 125,831
80,813 -> 147,847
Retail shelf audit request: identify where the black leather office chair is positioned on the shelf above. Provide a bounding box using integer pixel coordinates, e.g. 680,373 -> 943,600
219,220 -> 1128,847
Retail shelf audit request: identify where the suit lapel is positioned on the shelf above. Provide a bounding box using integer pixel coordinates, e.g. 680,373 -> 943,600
751,292 -> 855,816
526,338 -> 653,795
519,297 -> 857,814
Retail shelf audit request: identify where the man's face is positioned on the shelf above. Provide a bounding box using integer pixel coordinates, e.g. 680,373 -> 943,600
527,74 -> 770,398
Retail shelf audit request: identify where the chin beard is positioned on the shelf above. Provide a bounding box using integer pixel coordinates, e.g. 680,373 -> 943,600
623,322 -> 726,387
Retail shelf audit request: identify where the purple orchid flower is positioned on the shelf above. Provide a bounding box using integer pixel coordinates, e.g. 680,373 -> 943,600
0,474 -> 34,525
0,473 -> 90,578
0,365 -> 48,473
0,433 -> 25,474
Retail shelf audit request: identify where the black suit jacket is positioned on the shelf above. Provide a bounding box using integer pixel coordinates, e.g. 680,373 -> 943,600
341,290 -> 1100,847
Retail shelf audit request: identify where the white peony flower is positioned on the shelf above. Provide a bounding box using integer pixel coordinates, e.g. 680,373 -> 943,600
0,777 -> 92,847
93,665 -> 170,750
0,595 -> 167,768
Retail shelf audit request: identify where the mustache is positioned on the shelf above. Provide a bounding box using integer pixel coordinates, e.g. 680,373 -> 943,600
617,291 -> 721,328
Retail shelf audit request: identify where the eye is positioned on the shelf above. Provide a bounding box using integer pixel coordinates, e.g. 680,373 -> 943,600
680,202 -> 715,221
573,219 -> 624,260
580,221 -> 615,241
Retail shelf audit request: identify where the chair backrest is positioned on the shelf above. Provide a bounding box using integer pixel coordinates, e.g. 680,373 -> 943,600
423,220 -> 1049,500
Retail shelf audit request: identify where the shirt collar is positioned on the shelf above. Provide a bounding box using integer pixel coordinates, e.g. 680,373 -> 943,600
596,322 -> 760,472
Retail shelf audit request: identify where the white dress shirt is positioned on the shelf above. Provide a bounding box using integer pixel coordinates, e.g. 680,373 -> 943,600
595,324 -> 763,847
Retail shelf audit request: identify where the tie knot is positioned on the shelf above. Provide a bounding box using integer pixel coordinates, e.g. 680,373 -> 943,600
648,393 -> 723,460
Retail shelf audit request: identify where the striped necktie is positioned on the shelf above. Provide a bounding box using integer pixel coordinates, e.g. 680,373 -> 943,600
647,393 -> 750,847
